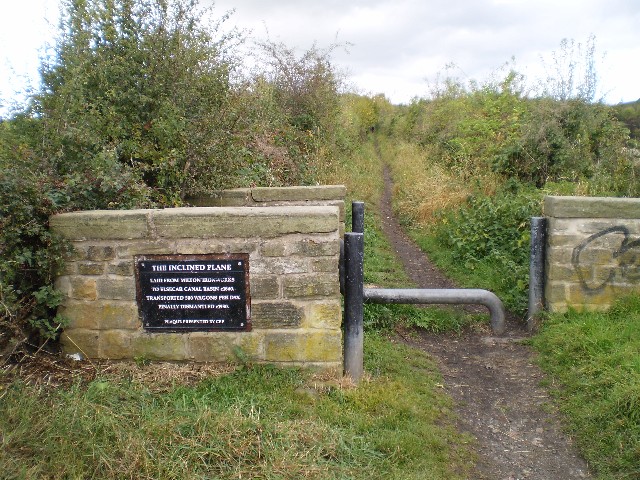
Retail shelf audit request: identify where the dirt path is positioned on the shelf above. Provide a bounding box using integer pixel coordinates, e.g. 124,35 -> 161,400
378,165 -> 591,479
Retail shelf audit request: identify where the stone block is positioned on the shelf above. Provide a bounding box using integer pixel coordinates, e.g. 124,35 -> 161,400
50,210 -> 151,240
264,330 -> 342,362
252,302 -> 303,328
153,206 -> 339,238
60,329 -> 100,357
303,301 -> 342,329
310,257 -> 338,273
107,261 -> 134,276
86,245 -> 116,261
544,195 -> 640,219
547,233 -> 583,249
251,185 -> 346,202
54,276 -> 72,298
260,236 -> 339,257
97,277 -> 136,300
251,257 -> 309,275
282,274 -> 339,298
251,276 -> 280,299
545,247 -> 574,266
259,240 -> 288,257
546,301 -> 569,313
132,333 -> 188,361
99,329 -> 133,359
187,332 -> 264,362
545,263 -> 576,282
59,260 -> 77,276
544,282 -> 569,304
187,188 -> 251,207
115,241 -> 175,258
60,301 -> 139,330
294,237 -> 339,257
77,262 -> 105,276
546,218 -> 580,235
176,239 -> 259,255
69,277 -> 98,300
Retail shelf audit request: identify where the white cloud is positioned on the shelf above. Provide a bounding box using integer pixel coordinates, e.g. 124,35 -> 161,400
1,0 -> 638,114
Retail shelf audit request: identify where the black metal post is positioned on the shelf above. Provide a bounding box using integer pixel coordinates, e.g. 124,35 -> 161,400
352,201 -> 365,234
343,232 -> 364,382
528,217 -> 547,331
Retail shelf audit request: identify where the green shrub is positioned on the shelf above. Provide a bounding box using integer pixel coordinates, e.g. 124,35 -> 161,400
0,0 -> 347,352
0,168 -> 68,349
430,184 -> 541,314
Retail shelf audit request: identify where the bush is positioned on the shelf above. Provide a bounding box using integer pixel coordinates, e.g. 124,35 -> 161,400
0,168 -> 68,352
431,184 -> 541,314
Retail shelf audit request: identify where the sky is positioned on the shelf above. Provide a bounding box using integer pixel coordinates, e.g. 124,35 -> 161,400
1,0 -> 639,115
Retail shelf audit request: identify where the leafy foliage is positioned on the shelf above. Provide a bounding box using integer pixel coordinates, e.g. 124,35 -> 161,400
35,0 -> 243,204
428,185 -> 541,314
380,40 -> 638,314
613,98 -> 640,140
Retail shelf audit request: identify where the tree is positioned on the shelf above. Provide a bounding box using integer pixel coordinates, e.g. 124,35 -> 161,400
35,0 -> 242,204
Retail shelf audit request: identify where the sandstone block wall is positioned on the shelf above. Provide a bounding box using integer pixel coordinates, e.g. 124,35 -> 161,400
187,185 -> 346,235
50,205 -> 343,370
544,195 -> 640,312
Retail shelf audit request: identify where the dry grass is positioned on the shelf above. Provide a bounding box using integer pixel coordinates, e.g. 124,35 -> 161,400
379,138 -> 499,226
319,140 -> 384,208
1,352 -> 238,393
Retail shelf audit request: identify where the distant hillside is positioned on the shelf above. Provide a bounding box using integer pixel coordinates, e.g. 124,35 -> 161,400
612,99 -> 640,140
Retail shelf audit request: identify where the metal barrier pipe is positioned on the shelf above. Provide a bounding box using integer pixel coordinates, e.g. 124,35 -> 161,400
343,232 -> 365,382
352,201 -> 365,234
364,288 -> 506,335
527,217 -> 547,331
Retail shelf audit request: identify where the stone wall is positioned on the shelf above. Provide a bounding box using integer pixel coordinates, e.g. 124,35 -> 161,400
187,185 -> 346,235
50,204 -> 343,370
544,195 -> 640,312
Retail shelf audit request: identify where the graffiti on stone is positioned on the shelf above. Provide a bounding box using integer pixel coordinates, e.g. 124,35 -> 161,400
571,226 -> 640,294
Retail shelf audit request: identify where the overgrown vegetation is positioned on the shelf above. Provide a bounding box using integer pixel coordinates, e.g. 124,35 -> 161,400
368,37 -> 639,478
531,295 -> 640,478
0,335 -> 474,479
2,7 -> 639,477
1,0 -> 347,354
377,39 -> 638,316
613,98 -> 640,140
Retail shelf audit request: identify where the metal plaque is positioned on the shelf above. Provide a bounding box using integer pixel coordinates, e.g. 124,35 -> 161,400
135,254 -> 250,331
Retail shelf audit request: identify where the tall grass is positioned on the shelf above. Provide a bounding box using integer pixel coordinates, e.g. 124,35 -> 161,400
321,137 -> 479,332
0,334 -> 474,479
531,295 -> 640,479
378,137 -> 499,227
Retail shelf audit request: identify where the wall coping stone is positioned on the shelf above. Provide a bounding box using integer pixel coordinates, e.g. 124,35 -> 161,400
187,185 -> 346,206
544,195 -> 640,219
51,206 -> 338,240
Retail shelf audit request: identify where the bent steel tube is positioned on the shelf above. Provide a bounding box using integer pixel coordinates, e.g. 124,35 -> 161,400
364,288 -> 506,335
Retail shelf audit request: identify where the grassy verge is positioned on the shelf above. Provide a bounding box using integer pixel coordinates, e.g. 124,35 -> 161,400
530,295 -> 640,479
0,334 -> 474,479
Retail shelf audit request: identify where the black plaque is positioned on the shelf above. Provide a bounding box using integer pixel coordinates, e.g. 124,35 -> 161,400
135,254 -> 250,331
